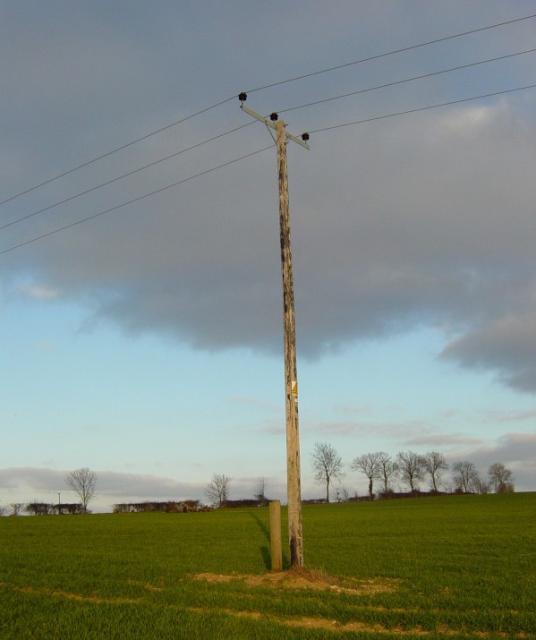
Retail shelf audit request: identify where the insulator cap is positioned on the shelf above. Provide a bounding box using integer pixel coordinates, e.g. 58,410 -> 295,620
270,112 -> 279,121
301,132 -> 310,141
238,92 -> 247,102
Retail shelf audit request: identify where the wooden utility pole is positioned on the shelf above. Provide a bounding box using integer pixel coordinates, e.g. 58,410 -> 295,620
239,94 -> 309,568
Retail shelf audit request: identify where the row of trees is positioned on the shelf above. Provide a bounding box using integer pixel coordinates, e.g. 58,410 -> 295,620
113,500 -> 202,513
311,443 -> 514,501
3,456 -> 516,515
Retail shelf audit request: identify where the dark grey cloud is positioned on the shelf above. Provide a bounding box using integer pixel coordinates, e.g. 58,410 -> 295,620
2,2 -> 536,389
442,314 -> 536,392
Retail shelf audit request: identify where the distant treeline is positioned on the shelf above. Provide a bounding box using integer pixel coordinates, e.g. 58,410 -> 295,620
24,503 -> 84,516
113,500 -> 203,513
113,499 -> 269,513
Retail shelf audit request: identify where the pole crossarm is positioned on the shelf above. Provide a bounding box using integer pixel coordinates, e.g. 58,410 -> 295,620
240,101 -> 310,150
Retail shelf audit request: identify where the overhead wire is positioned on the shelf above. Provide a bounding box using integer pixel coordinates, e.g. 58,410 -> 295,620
2,11 -> 535,209
2,80 -> 535,257
3,46 -> 534,234
246,12 -> 536,93
0,121 -> 255,232
0,145 -> 273,257
279,47 -> 536,115
308,82 -> 536,134
0,96 -> 236,208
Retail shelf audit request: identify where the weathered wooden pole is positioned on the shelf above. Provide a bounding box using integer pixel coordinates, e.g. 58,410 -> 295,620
239,95 -> 309,569
269,499 -> 283,571
275,119 -> 304,568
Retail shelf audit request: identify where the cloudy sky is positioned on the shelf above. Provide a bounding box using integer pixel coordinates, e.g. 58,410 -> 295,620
1,1 -> 535,510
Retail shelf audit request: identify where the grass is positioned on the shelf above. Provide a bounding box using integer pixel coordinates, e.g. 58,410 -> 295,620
0,493 -> 535,639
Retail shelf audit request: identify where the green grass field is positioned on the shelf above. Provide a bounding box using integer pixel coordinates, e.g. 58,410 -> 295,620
1,493 -> 535,639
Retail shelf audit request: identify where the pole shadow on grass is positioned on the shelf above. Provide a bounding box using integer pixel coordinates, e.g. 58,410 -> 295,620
248,511 -> 289,570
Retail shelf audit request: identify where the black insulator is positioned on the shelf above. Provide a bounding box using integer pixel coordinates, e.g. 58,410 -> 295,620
270,112 -> 279,121
238,92 -> 247,102
301,132 -> 310,141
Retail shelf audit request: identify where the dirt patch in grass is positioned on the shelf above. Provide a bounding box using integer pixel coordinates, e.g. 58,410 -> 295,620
187,606 -> 530,638
192,568 -> 398,596
0,581 -> 141,606
126,579 -> 164,592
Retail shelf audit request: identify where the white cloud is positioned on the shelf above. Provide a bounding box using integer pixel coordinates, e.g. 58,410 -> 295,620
18,283 -> 60,300
480,409 -> 536,423
405,433 -> 484,446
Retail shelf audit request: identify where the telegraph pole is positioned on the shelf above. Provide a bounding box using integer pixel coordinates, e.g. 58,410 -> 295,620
239,93 -> 310,568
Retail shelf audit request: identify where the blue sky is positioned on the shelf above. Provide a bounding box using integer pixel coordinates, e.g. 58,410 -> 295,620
1,1 -> 535,510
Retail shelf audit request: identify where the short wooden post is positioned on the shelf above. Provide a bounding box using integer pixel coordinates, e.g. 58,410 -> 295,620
269,500 -> 282,571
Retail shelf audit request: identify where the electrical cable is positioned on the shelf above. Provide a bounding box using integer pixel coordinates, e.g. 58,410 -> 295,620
0,121 -> 254,232
2,12 -> 535,209
309,82 -> 536,134
6,47 -> 534,234
3,81 -> 535,257
0,96 -> 236,208
279,47 -> 536,115
0,145 -> 273,257
2,80 -> 535,257
247,12 -> 536,93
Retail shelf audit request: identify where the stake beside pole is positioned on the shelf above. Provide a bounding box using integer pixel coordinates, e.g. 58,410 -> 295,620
269,500 -> 282,571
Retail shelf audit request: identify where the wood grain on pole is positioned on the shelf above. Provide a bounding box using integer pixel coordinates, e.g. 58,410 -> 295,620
276,119 -> 304,568
269,500 -> 283,571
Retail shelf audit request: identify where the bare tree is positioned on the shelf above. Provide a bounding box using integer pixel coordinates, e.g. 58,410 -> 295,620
9,503 -> 23,516
377,452 -> 398,492
488,463 -> 514,493
472,475 -> 490,495
351,452 -> 382,498
421,451 -> 448,492
452,461 -> 479,493
206,473 -> 230,507
312,442 -> 343,502
66,468 -> 96,513
397,451 -> 424,492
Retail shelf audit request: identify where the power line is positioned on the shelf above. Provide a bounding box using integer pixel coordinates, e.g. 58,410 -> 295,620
0,121 -> 254,232
0,96 -> 236,208
3,13 -> 535,211
247,12 -> 536,93
279,47 -> 536,115
2,81 -> 535,257
0,145 -> 272,257
8,47 -> 534,235
309,82 -> 536,134
4,80 -> 535,258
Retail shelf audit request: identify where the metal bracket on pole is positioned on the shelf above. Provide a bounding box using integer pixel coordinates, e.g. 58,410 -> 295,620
240,102 -> 310,151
